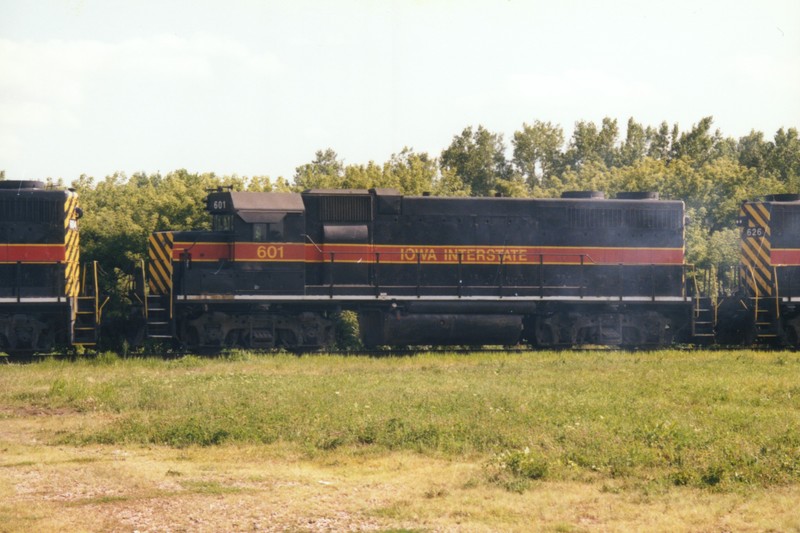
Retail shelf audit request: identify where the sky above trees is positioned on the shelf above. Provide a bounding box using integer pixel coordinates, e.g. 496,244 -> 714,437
1,0 -> 798,182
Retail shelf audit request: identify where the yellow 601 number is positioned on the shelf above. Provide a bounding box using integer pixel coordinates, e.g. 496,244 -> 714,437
257,245 -> 285,259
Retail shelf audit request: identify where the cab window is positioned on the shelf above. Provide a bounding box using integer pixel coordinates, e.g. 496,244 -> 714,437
253,222 -> 284,242
253,223 -> 267,242
212,214 -> 233,231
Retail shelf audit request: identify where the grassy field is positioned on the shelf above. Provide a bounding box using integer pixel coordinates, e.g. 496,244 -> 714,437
1,349 -> 799,532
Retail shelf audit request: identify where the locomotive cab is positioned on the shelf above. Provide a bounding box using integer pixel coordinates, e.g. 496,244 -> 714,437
142,189 -> 334,350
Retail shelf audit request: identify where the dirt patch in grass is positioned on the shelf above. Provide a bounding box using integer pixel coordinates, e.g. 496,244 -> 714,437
2,434 -> 800,532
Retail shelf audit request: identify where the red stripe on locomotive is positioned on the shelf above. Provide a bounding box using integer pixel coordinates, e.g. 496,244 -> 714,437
0,244 -> 66,262
770,249 -> 800,265
171,242 -> 683,265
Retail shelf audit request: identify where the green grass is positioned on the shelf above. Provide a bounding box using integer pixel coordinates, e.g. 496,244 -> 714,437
2,349 -> 799,491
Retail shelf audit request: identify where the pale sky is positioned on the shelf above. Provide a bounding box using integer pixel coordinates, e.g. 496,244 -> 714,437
1,0 -> 799,183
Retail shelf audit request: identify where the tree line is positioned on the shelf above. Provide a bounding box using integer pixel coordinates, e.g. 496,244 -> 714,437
3,115 -> 799,297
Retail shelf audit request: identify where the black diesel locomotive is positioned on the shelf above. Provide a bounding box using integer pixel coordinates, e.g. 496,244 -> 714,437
0,180 -> 101,355
718,193 -> 800,346
135,188 -> 706,351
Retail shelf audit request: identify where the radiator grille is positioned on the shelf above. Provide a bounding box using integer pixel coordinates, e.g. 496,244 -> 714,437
319,195 -> 372,222
568,207 -> 681,229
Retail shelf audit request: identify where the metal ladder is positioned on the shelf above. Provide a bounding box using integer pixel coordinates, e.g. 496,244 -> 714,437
692,296 -> 716,341
753,296 -> 780,340
750,265 -> 781,342
73,261 -> 104,347
145,293 -> 173,339
690,267 -> 715,343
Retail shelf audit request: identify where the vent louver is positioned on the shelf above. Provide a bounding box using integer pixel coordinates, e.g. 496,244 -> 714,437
319,195 -> 372,222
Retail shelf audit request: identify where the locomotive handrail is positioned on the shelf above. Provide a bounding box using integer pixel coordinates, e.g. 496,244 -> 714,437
687,264 -> 704,314
15,261 -> 20,302
773,266 -> 781,319
134,259 -> 146,307
93,261 -> 110,324
747,265 -> 761,326
301,234 -> 324,253
317,248 -> 635,299
311,248 -> 599,264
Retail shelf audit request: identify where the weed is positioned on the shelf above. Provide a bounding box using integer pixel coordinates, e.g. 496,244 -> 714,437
669,468 -> 695,486
89,352 -> 120,366
180,480 -> 245,495
423,486 -> 448,499
701,465 -> 724,487
486,447 -> 548,492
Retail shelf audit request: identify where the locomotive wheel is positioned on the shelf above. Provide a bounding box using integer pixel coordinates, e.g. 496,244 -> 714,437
276,328 -> 299,350
531,315 -> 559,346
785,325 -> 799,349
619,326 -> 643,349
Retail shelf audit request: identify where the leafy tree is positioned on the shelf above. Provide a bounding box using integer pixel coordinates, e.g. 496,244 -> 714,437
541,160 -> 612,198
493,176 -> 529,198
711,130 -> 737,161
766,127 -> 800,184
440,125 -> 510,196
246,175 -> 276,192
671,116 -> 719,166
511,120 -> 564,188
607,157 -> 671,196
618,118 -> 648,167
561,118 -> 619,170
432,167 -> 471,197
737,130 -> 770,171
382,147 -> 437,195
341,161 -> 384,189
294,149 -> 345,190
646,121 -> 674,160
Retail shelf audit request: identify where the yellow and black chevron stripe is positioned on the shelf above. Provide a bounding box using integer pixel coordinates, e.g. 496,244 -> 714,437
148,232 -> 174,295
64,191 -> 80,297
739,202 -> 773,297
